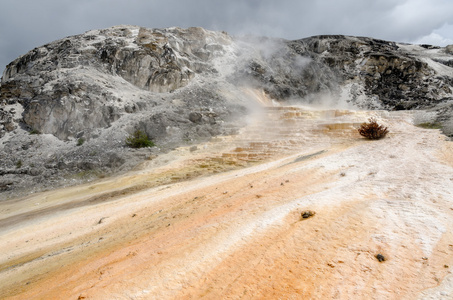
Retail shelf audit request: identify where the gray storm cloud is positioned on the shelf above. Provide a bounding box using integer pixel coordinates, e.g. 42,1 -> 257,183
1,0 -> 453,72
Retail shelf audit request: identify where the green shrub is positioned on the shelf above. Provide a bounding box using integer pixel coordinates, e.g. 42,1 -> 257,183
358,118 -> 388,140
125,130 -> 155,148
29,128 -> 41,135
77,138 -> 85,146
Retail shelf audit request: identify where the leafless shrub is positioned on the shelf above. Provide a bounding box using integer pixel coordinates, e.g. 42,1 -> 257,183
358,118 -> 388,140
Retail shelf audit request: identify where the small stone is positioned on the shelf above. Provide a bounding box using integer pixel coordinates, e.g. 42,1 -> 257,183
376,254 -> 385,262
301,210 -> 316,219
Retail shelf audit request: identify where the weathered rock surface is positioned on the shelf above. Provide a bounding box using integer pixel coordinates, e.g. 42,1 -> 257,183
0,26 -> 233,140
1,25 -> 452,197
234,35 -> 453,110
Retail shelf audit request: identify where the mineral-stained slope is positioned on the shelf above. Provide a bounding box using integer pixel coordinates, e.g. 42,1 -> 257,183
0,105 -> 452,299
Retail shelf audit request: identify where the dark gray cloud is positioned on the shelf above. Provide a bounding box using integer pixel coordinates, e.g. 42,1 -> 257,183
1,0 -> 453,73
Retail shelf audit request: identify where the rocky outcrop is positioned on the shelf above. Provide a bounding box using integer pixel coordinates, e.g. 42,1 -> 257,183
1,26 -> 232,139
303,36 -> 452,110
234,35 -> 453,110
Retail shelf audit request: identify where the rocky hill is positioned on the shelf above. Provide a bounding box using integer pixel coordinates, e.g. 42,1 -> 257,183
1,25 -> 453,196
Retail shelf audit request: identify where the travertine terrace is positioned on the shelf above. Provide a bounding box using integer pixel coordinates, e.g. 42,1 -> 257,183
1,104 -> 453,299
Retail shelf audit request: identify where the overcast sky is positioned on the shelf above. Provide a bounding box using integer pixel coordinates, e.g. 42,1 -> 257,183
1,0 -> 453,73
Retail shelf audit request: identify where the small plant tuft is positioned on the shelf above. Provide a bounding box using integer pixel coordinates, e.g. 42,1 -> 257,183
358,118 -> 388,140
29,128 -> 41,135
77,138 -> 85,146
125,130 -> 155,148
16,160 -> 23,169
416,122 -> 442,129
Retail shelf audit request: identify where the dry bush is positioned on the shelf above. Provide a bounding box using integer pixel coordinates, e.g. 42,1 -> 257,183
358,118 -> 388,140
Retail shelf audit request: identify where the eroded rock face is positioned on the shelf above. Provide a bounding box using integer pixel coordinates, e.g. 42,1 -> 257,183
235,35 -> 453,110
301,36 -> 452,110
0,26 -> 232,139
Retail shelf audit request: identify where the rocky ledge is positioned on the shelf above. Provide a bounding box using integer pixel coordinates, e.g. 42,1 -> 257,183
1,25 -> 452,197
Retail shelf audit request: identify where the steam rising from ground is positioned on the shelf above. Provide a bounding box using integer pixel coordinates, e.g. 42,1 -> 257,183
219,35 -> 361,112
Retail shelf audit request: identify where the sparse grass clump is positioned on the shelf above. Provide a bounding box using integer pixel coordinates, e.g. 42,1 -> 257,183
70,170 -> 105,180
358,118 -> 388,140
416,122 -> 442,129
125,130 -> 155,148
77,138 -> 85,146
16,160 -> 23,168
29,128 -> 41,135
